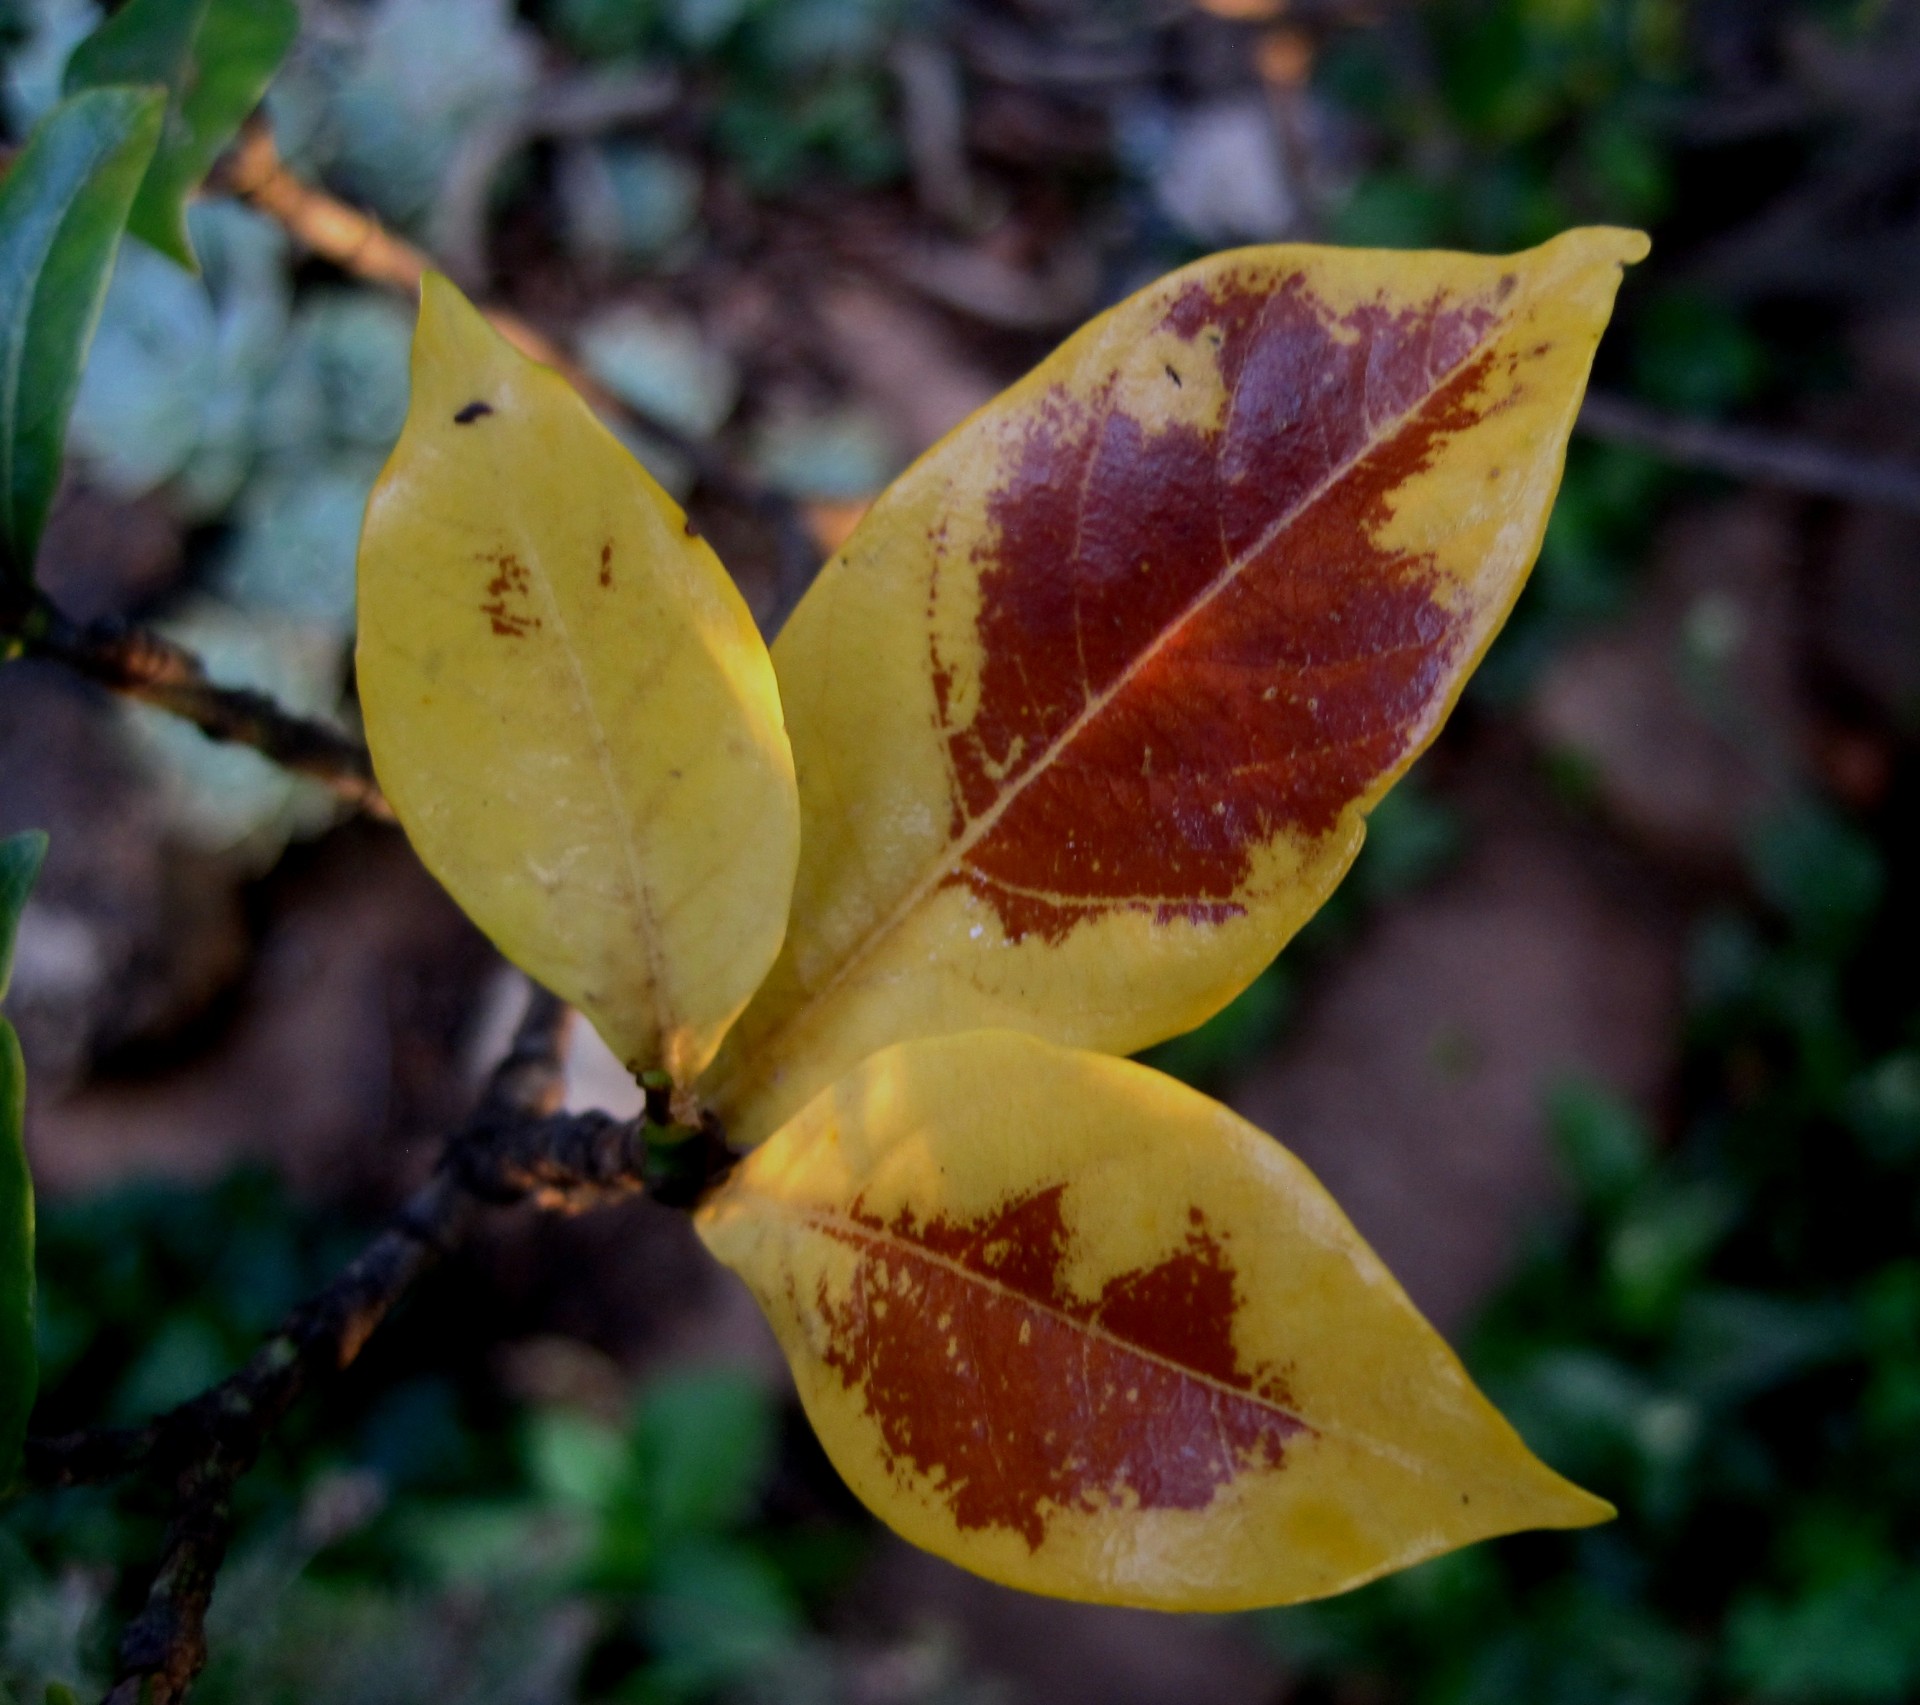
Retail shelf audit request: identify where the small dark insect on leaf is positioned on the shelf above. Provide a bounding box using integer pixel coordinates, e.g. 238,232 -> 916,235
1165,363 -> 1182,387
454,400 -> 495,425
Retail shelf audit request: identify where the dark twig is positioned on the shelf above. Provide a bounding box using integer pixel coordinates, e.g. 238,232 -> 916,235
88,987 -> 565,1704
20,985 -> 734,1705
1578,391 -> 1920,517
102,1177 -> 468,1702
2,593 -> 389,818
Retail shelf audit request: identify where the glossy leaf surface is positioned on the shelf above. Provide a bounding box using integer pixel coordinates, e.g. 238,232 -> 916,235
698,1030 -> 1611,1609
0,88 -> 164,586
65,0 -> 298,269
1,832 -> 47,1492
707,230 -> 1647,1142
358,278 -> 799,1082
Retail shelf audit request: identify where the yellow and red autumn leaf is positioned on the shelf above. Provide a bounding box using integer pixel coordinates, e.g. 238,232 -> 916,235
704,229 -> 1648,1142
699,1031 -> 1610,1609
350,235 -> 1644,1612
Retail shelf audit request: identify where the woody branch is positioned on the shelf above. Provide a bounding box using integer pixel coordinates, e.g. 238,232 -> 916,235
20,986 -> 734,1705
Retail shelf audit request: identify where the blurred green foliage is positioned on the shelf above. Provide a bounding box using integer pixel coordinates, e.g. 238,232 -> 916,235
270,0 -> 536,230
61,0 -> 297,268
1313,0 -> 1842,698
1259,790 -> 1920,1705
0,835 -> 46,1499
69,199 -> 413,637
1,1174 -> 865,1702
1320,0 -> 1688,251
540,0 -> 907,192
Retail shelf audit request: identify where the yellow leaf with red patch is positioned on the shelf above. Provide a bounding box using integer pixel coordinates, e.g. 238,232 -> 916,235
357,276 -> 798,1084
703,229 -> 1647,1142
698,1029 -> 1609,1609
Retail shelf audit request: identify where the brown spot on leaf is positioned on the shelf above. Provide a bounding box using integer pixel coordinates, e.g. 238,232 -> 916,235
816,1185 -> 1306,1550
599,541 -> 615,589
454,400 -> 495,425
929,271 -> 1506,943
479,550 -> 539,638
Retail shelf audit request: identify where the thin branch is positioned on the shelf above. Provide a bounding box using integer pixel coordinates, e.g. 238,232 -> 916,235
101,1173 -> 468,1703
218,123 -> 428,294
1578,391 -> 1920,517
1,594 -> 389,818
20,986 -> 733,1705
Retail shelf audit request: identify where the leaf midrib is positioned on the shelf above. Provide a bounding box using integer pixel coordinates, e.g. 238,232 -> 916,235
1,124 -> 119,554
726,282 -> 1521,1103
781,1196 -> 1311,1429
516,500 -> 675,1055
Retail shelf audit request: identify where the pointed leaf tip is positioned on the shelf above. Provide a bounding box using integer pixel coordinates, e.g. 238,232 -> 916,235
64,0 -> 299,268
357,276 -> 798,1084
0,87 -> 165,583
700,1031 -> 1611,1610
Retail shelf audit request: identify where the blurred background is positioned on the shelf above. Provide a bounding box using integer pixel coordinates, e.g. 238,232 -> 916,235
4,0 -> 1920,1699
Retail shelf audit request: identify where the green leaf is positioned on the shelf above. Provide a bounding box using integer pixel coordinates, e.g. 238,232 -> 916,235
1845,1052 -> 1920,1166
1604,1179 -> 1738,1332
0,831 -> 48,1001
1548,1076 -> 1653,1206
1750,800 -> 1885,956
1,831 -> 46,1495
637,1537 -> 801,1703
526,1407 -> 627,1509
1728,1569 -> 1920,1704
63,0 -> 297,269
633,1369 -> 775,1539
0,86 -> 164,588
1,1021 -> 31,1495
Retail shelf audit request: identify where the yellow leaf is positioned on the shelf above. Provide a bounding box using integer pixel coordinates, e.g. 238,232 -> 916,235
698,1030 -> 1611,1610
357,276 -> 798,1083
704,229 -> 1646,1141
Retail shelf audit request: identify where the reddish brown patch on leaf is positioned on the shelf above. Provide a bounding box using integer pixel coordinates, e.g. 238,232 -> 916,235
479,550 -> 540,638
815,1185 -> 1306,1549
931,271 -> 1510,943
598,541 -> 615,589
